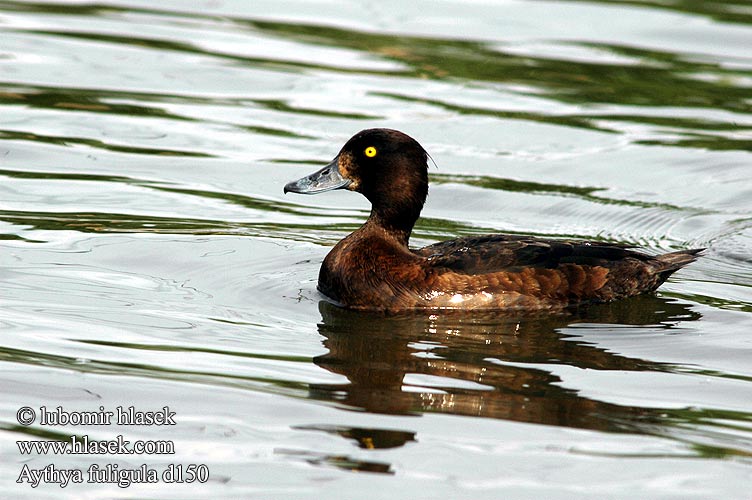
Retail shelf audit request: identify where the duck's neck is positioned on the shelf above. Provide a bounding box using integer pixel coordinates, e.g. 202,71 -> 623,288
362,171 -> 427,248
367,205 -> 420,247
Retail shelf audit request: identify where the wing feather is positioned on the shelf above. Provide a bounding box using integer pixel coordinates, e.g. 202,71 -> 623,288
414,235 -> 647,275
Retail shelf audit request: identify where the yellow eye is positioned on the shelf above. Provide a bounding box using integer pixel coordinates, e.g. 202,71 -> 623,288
364,146 -> 377,158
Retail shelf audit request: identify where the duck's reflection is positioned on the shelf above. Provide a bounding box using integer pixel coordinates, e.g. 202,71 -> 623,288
308,296 -> 701,447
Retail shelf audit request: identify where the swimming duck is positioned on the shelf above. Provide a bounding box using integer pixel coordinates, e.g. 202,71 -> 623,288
284,128 -> 701,312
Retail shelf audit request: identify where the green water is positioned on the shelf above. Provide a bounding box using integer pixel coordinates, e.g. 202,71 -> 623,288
1,0 -> 751,498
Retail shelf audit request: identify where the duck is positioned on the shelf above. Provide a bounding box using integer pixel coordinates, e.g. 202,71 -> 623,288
284,128 -> 702,312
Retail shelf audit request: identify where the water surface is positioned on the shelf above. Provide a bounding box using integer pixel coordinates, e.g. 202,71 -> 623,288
1,0 -> 751,498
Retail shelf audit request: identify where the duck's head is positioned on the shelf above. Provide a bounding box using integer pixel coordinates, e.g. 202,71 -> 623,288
284,128 -> 429,235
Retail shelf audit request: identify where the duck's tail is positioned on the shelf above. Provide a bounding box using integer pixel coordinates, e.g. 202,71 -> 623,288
653,248 -> 704,286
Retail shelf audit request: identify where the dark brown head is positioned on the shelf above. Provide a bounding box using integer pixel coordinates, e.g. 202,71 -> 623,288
284,128 -> 429,236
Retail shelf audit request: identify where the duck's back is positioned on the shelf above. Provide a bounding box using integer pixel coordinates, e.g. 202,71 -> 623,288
414,235 -> 701,310
318,231 -> 702,312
